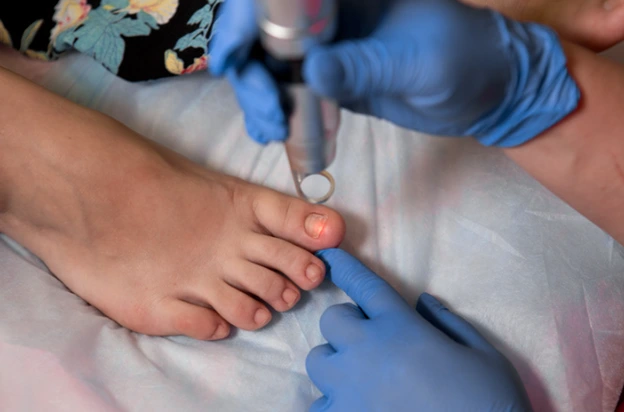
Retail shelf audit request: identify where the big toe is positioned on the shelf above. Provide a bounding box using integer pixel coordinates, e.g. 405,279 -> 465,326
251,189 -> 346,251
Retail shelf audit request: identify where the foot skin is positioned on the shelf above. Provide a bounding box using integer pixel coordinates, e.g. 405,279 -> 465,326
0,113 -> 345,341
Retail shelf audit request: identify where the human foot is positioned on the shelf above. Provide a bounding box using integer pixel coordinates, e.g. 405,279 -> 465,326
462,0 -> 624,51
0,68 -> 345,340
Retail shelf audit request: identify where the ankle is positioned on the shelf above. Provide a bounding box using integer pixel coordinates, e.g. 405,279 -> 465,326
0,153 -> 16,232
0,160 -> 15,232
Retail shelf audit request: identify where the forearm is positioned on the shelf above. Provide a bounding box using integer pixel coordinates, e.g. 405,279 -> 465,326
504,42 -> 624,244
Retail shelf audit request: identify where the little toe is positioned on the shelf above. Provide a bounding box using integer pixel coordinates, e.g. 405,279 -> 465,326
203,283 -> 273,331
225,260 -> 301,312
251,189 -> 346,251
159,300 -> 230,341
243,233 -> 326,290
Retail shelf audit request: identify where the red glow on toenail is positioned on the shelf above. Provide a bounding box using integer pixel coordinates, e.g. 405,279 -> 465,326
305,214 -> 327,239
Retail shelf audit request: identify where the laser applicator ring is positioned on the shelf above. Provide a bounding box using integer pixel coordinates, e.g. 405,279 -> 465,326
294,170 -> 335,204
255,0 -> 340,205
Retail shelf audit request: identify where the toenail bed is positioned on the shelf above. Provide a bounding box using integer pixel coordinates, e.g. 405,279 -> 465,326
2,43 -> 624,412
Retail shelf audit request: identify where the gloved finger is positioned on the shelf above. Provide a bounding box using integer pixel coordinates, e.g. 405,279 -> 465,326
227,65 -> 288,143
243,116 -> 266,145
352,96 -> 467,137
316,249 -> 411,319
303,35 -> 419,102
243,115 -> 287,145
306,344 -> 339,395
227,62 -> 285,123
309,396 -> 330,412
341,96 -> 426,133
209,0 -> 258,75
319,303 -> 366,348
416,293 -> 495,353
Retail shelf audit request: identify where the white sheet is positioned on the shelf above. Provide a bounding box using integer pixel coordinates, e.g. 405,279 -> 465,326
2,43 -> 624,411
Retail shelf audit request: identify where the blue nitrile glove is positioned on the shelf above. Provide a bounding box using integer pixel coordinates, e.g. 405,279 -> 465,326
209,0 -> 579,147
308,248 -> 532,412
209,0 -> 286,144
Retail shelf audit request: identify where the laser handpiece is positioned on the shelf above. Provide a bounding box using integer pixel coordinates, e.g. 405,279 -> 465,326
255,0 -> 340,204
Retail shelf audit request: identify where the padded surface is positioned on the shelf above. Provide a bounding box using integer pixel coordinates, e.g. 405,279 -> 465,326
2,44 -> 624,411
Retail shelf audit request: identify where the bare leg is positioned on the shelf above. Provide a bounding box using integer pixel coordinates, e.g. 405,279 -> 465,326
0,67 -> 346,340
462,0 -> 624,50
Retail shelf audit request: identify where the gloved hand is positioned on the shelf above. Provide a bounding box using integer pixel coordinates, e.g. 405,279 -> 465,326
308,248 -> 532,412
210,0 -> 579,147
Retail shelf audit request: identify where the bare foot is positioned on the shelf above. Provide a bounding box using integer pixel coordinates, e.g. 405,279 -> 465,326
0,71 -> 345,340
462,0 -> 624,51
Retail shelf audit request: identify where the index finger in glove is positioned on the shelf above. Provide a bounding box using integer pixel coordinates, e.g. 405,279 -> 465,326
317,248 -> 411,319
210,0 -> 259,75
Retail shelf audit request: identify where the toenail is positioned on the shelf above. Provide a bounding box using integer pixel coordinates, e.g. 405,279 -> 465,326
212,323 -> 229,340
254,308 -> 271,326
282,288 -> 299,306
306,263 -> 323,283
305,213 -> 328,239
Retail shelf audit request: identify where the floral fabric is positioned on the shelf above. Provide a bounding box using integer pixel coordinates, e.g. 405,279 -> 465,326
0,0 -> 223,81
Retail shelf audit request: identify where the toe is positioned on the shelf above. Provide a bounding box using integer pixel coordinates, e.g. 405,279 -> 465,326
225,260 -> 301,312
251,189 -> 346,251
201,283 -> 273,331
158,300 -> 230,340
243,233 -> 326,290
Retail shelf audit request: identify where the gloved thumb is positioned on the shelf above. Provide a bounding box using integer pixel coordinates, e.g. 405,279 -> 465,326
209,0 -> 258,75
303,37 -> 417,102
416,293 -> 496,353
